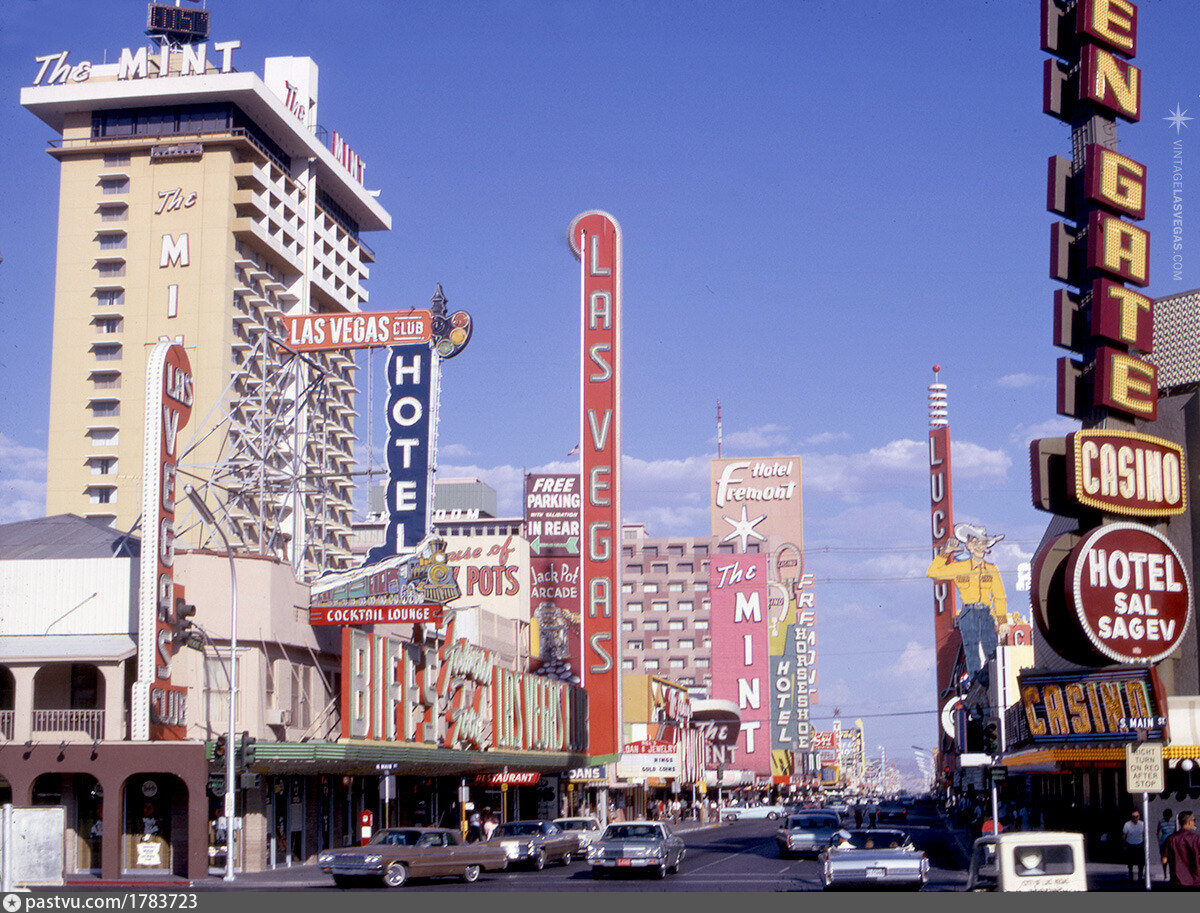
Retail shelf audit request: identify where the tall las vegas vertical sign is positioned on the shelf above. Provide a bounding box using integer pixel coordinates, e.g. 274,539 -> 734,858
1033,1 -> 1193,668
570,211 -> 622,759
133,338 -> 193,740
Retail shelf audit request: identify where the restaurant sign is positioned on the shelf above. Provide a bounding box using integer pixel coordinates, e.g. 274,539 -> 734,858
475,772 -> 540,787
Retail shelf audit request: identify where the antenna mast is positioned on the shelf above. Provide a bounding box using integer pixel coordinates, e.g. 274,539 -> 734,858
716,399 -> 722,458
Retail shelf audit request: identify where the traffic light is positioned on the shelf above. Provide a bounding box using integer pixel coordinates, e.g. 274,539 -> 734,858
214,733 -> 227,763
173,596 -> 197,646
982,719 -> 1000,755
236,730 -> 256,772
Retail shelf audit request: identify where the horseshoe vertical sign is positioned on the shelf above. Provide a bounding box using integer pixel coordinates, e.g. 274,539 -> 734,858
570,210 -> 622,759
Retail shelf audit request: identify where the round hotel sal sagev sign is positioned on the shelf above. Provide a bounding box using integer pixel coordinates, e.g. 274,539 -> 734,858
1066,523 -> 1193,664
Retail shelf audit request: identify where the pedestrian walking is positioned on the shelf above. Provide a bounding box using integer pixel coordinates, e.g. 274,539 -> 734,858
1162,810 -> 1200,889
481,809 -> 497,841
1159,808 -> 1178,879
853,803 -> 863,829
865,799 -> 878,829
1122,809 -> 1146,882
467,809 -> 482,843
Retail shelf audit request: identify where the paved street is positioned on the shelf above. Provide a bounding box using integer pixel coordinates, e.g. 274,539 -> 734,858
55,804 -> 965,893
50,802 -> 1164,893
190,819 -> 963,892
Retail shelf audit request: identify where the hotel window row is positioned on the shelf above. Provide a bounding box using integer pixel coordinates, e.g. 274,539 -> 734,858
83,159 -> 131,522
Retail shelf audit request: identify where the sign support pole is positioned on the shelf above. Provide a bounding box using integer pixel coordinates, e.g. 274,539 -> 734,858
1143,791 -> 1151,892
990,768 -> 999,837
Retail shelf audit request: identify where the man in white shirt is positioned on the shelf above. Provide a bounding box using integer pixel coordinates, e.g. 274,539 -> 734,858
1122,809 -> 1146,882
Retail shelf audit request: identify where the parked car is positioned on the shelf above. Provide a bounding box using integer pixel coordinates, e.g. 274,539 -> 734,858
486,820 -> 579,869
721,802 -> 786,821
317,827 -> 508,888
554,816 -> 604,848
824,802 -> 852,823
777,812 -> 844,858
966,832 -> 1087,892
818,828 -> 928,890
589,820 -> 686,879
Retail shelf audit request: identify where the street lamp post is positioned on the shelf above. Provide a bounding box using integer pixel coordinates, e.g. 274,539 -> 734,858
184,485 -> 238,883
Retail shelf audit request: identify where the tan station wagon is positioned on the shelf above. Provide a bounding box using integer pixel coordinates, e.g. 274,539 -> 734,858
318,827 -> 508,888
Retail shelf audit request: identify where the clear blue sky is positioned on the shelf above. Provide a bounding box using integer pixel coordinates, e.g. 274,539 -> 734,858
3,0 -> 1199,787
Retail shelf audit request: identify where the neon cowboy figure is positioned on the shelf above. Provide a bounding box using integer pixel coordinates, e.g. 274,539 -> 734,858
927,523 -> 1007,687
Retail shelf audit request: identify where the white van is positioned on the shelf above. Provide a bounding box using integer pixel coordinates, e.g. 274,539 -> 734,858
966,832 -> 1088,892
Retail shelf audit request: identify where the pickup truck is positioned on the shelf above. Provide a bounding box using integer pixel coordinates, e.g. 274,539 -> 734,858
966,831 -> 1087,892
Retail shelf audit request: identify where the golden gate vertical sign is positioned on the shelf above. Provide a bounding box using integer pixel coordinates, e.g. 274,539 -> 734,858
570,211 -> 622,759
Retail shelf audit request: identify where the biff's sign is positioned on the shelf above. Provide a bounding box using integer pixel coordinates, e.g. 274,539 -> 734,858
1066,522 -> 1192,663
1066,430 -> 1186,517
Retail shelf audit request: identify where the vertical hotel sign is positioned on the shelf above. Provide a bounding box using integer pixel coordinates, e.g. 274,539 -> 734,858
132,339 -> 193,740
569,211 -> 622,759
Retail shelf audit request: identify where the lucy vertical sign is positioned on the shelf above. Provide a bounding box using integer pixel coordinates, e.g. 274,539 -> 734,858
570,211 -> 622,759
133,339 -> 193,740
928,376 -> 958,706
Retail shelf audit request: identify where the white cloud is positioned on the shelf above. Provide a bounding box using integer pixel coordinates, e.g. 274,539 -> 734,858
890,640 -> 935,679
438,442 -> 475,459
719,424 -> 791,452
802,438 -> 1010,501
1012,416 -> 1077,445
434,461 -> 529,516
0,434 -> 46,524
803,431 -> 851,446
434,453 -> 715,530
997,373 -> 1042,388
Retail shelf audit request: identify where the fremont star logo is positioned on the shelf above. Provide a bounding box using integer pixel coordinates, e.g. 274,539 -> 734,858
720,504 -> 766,550
1165,104 -> 1193,133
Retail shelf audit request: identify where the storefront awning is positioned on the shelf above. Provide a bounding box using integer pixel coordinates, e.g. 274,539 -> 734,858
225,738 -> 590,777
0,634 -> 136,662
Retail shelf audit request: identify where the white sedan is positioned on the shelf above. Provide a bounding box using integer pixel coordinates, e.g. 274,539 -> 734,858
553,816 -> 603,848
720,803 -> 786,822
